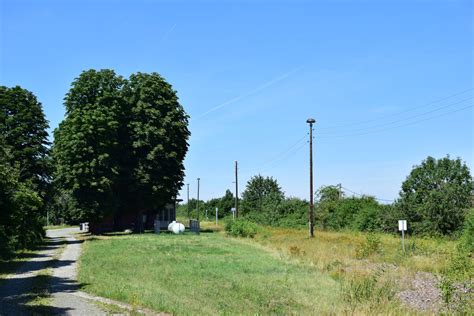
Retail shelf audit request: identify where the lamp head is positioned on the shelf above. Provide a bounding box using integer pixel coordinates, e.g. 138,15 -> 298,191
306,118 -> 316,124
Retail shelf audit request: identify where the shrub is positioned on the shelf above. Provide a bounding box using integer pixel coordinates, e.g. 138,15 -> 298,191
342,268 -> 395,313
225,219 -> 258,238
459,208 -> 474,254
356,233 -> 382,259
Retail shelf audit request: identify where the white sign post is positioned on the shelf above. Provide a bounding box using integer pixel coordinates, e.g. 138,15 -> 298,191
216,207 -> 218,225
398,220 -> 407,253
231,207 -> 236,220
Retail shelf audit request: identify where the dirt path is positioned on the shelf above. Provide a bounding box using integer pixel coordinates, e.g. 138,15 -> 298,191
49,227 -> 105,315
0,228 -> 105,315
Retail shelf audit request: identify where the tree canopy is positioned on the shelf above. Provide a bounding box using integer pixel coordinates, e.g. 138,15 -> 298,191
53,69 -> 190,224
241,175 -> 284,215
0,86 -> 49,256
396,156 -> 473,235
0,86 -> 50,194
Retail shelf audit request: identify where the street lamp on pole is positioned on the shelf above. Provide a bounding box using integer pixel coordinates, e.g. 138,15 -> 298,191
307,118 -> 316,238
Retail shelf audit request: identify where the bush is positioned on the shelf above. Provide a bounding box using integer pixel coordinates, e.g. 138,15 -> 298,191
342,268 -> 395,313
356,233 -> 382,259
438,210 -> 474,313
459,208 -> 474,254
225,219 -> 258,238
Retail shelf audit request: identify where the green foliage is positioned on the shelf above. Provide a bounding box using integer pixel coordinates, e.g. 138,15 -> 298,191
317,195 -> 384,232
241,175 -> 284,215
225,219 -> 258,238
203,189 -> 234,218
53,69 -> 190,224
0,144 -> 44,256
355,233 -> 383,259
459,208 -> 474,253
0,86 -> 49,255
342,269 -> 395,313
397,156 -> 473,236
438,211 -> 474,313
0,86 -> 51,193
239,175 -> 307,228
317,185 -> 342,203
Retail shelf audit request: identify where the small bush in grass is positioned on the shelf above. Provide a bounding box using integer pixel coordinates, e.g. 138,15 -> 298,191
355,233 -> 382,259
342,268 -> 395,313
439,209 -> 474,313
225,219 -> 258,238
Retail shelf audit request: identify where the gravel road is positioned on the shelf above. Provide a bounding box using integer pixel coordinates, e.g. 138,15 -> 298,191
0,227 -> 105,315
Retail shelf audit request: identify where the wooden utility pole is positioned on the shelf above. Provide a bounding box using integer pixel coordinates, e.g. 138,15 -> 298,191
235,161 -> 239,218
197,178 -> 200,221
307,118 -> 316,238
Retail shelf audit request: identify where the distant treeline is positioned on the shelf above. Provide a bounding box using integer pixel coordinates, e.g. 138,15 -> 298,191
179,156 -> 473,237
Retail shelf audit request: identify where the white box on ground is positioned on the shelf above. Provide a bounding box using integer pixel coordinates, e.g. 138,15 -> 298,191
398,220 -> 407,231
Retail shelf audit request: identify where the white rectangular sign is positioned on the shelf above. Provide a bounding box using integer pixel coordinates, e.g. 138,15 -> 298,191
398,220 -> 407,231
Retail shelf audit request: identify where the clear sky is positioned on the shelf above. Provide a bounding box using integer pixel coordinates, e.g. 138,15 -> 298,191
1,0 -> 473,203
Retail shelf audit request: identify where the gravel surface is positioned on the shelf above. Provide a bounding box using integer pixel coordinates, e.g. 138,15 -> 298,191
0,229 -> 67,315
397,271 -> 443,313
50,227 -> 105,315
0,228 -> 105,315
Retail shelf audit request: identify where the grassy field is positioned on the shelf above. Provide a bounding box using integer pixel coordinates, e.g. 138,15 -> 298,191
79,232 -> 347,314
77,222 -> 444,315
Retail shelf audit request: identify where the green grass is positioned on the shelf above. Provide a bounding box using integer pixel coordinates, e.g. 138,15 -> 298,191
43,224 -> 76,230
79,223 -> 456,314
79,232 -> 342,315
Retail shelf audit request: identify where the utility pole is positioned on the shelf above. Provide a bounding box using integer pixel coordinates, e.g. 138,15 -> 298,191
197,178 -> 200,221
235,161 -> 239,218
187,183 -> 190,219
338,183 -> 342,199
307,118 -> 316,238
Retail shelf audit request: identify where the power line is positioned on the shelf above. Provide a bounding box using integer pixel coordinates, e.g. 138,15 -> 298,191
318,103 -> 473,139
318,88 -> 473,131
318,97 -> 473,136
240,133 -> 308,174
340,186 -> 394,203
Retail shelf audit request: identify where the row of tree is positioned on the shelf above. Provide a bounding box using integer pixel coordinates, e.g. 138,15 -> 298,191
180,156 -> 473,236
1,69 -> 190,255
52,70 -> 189,226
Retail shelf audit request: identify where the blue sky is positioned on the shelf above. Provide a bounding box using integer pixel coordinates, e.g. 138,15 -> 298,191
1,0 -> 473,202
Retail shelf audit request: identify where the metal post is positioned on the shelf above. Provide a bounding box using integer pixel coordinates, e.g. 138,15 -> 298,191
235,161 -> 239,218
307,118 -> 316,238
187,183 -> 190,219
216,207 -> 218,225
197,178 -> 200,221
402,229 -> 405,253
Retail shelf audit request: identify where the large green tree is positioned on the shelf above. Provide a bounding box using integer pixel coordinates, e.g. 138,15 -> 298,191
0,86 -> 49,254
241,175 -> 284,215
125,72 -> 190,212
53,70 -> 125,222
0,139 -> 44,256
53,69 -> 190,225
0,86 -> 50,194
397,156 -> 473,235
